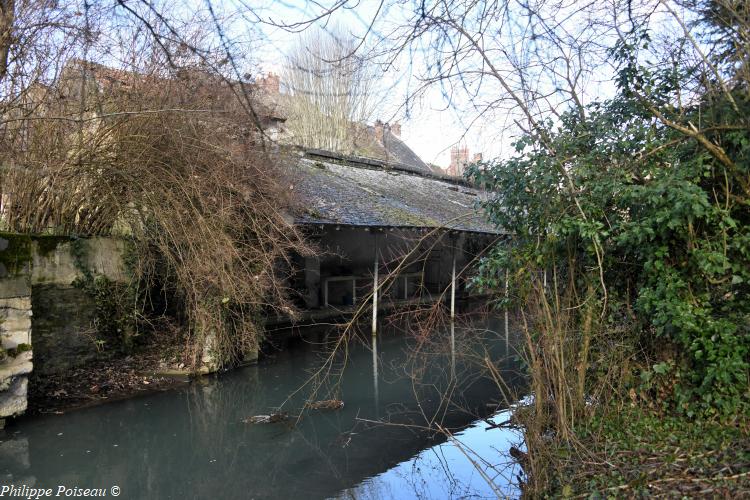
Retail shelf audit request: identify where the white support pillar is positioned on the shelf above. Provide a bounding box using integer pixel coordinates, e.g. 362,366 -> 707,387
352,278 -> 357,305
450,246 -> 456,369
450,248 -> 456,320
372,329 -> 379,409
372,253 -> 378,336
372,245 -> 380,408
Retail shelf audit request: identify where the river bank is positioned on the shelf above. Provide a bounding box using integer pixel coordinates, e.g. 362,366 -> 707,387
27,350 -> 186,416
24,321 -> 193,416
531,405 -> 750,498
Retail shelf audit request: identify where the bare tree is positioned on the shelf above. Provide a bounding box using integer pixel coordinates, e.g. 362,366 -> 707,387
282,25 -> 378,153
0,0 -> 311,368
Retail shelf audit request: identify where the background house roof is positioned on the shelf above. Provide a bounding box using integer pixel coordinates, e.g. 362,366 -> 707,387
352,124 -> 433,175
288,150 -> 501,234
253,76 -> 433,175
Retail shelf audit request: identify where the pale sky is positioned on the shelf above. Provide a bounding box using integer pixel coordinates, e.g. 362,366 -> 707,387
145,0 -> 686,168
244,0 -> 507,169
232,0 -> 679,169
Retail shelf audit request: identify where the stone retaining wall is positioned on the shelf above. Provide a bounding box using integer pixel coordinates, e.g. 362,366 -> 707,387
0,288 -> 33,419
0,234 -> 129,424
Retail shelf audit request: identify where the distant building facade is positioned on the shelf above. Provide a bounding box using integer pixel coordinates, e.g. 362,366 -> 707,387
445,145 -> 482,177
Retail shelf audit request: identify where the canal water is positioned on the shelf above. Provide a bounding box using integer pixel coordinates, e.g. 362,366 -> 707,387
0,318 -> 526,499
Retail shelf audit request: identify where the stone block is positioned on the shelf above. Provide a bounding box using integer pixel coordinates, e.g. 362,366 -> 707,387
0,315 -> 31,334
1,330 -> 31,349
31,241 -> 80,285
0,297 -> 31,311
30,284 -> 103,375
0,277 -> 31,299
0,306 -> 33,329
31,237 -> 128,285
200,330 -> 220,373
0,353 -> 33,387
0,376 -> 27,418
86,237 -> 128,282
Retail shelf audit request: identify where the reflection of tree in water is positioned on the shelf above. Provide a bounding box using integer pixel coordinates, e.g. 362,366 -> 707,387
1,315 -> 525,499
182,320 -> 523,499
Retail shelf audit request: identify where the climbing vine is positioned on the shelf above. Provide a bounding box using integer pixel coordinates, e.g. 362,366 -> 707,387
70,238 -> 137,352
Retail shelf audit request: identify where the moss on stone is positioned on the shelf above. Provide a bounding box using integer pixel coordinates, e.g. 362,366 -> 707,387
15,343 -> 31,354
6,343 -> 31,357
306,207 -> 323,219
69,238 -> 92,280
33,235 -> 73,257
377,206 -> 440,227
0,232 -> 32,275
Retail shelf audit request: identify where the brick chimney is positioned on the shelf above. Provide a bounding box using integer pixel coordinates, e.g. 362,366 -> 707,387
448,145 -> 469,176
390,121 -> 401,137
374,120 -> 384,142
259,72 -> 280,94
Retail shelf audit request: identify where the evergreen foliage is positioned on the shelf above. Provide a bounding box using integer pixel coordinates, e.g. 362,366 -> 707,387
468,22 -> 749,419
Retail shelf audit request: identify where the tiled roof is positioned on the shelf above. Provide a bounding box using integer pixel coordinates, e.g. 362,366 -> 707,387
354,125 -> 432,175
288,150 -> 501,234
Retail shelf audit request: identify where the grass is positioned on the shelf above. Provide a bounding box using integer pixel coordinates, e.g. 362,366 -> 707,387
543,405 -> 750,498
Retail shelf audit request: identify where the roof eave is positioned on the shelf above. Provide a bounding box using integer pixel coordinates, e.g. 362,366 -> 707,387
294,220 -> 505,236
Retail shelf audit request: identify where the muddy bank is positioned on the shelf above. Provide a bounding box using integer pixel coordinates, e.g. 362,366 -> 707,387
25,326 -> 197,416
27,352 -> 188,416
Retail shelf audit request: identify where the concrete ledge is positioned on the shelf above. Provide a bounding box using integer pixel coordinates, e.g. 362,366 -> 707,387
1,331 -> 31,349
0,297 -> 32,310
32,237 -> 129,285
1,315 -> 31,334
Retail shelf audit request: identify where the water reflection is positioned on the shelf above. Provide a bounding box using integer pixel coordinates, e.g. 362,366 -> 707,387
451,319 -> 457,380
339,409 -> 522,499
372,332 -> 380,413
0,318 -> 524,499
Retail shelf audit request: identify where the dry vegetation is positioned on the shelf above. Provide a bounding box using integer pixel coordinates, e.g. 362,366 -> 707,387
0,1 -> 311,369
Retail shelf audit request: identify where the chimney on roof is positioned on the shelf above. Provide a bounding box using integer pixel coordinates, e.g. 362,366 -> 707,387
390,121 -> 401,137
259,72 -> 280,94
448,145 -> 469,176
374,120 -> 384,142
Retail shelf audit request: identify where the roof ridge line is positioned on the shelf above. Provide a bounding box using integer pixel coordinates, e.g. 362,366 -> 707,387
301,148 -> 474,188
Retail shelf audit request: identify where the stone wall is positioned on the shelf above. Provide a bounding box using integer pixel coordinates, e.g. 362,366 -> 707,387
31,285 -> 101,375
0,234 -> 129,423
30,237 -> 129,376
0,285 -> 33,420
